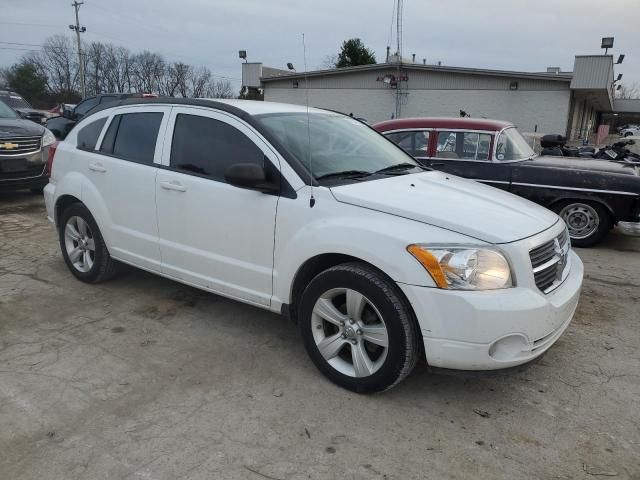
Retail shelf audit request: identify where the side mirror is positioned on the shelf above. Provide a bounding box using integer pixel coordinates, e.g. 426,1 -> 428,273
224,163 -> 278,193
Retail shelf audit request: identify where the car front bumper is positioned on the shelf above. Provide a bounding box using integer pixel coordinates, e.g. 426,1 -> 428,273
0,148 -> 48,191
398,250 -> 583,370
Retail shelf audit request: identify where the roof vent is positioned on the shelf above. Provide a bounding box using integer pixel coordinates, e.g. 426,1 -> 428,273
547,67 -> 561,74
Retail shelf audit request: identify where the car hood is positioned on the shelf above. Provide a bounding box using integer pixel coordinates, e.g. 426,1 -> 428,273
0,118 -> 45,137
330,171 -> 558,244
530,155 -> 639,176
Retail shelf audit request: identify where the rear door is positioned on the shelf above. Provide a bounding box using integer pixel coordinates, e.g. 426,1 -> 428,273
155,106 -> 279,307
88,105 -> 171,271
425,130 -> 511,191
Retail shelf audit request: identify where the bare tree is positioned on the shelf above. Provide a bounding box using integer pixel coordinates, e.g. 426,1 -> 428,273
102,45 -> 133,93
206,79 -> 234,99
319,54 -> 338,69
616,82 -> 640,99
131,51 -> 165,94
190,66 -> 211,98
85,41 -> 108,95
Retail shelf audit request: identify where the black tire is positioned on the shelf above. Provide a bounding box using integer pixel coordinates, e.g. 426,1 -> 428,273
58,202 -> 119,283
298,262 -> 419,393
553,200 -> 612,247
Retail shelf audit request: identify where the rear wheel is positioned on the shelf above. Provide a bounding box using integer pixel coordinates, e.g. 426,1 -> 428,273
554,200 -> 611,247
58,203 -> 118,283
299,263 -> 419,393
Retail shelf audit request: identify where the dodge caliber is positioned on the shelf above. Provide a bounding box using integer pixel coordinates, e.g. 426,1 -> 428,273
44,99 -> 583,393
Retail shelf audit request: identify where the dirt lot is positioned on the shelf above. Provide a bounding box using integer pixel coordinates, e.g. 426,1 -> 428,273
0,191 -> 639,480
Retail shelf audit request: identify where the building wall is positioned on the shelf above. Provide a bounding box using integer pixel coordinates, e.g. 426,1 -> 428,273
264,87 -> 571,134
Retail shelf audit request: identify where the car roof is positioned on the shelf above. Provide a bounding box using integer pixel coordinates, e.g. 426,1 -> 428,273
374,117 -> 513,132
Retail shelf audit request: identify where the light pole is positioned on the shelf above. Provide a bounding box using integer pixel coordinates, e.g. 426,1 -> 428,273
69,1 -> 86,98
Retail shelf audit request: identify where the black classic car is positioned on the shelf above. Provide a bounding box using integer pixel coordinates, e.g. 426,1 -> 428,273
0,99 -> 56,192
375,117 -> 640,247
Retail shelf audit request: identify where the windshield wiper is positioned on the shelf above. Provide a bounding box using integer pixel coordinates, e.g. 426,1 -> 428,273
375,162 -> 427,174
315,170 -> 372,181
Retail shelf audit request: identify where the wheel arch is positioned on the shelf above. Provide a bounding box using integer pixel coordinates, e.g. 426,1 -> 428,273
55,194 -> 82,226
546,195 -> 616,220
286,253 -> 417,327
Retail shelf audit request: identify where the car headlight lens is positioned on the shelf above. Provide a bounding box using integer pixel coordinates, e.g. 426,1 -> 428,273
42,128 -> 56,147
407,244 -> 513,290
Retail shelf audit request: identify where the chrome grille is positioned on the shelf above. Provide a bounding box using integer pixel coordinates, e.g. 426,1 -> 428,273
0,136 -> 42,156
530,228 -> 571,294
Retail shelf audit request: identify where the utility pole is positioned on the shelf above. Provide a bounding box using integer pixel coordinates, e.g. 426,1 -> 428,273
69,1 -> 86,98
395,0 -> 403,119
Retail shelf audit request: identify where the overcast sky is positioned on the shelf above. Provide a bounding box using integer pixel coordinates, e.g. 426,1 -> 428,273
2,0 -> 639,92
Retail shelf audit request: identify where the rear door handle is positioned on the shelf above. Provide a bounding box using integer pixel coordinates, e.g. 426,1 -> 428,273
160,181 -> 187,192
88,162 -> 107,173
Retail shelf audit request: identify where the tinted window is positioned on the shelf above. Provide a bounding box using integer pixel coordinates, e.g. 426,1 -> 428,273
170,114 -> 263,180
385,130 -> 430,157
74,97 -> 99,117
77,117 -> 107,151
102,112 -> 163,164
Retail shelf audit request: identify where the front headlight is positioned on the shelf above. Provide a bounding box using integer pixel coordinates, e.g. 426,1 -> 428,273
42,128 -> 56,147
407,244 -> 513,290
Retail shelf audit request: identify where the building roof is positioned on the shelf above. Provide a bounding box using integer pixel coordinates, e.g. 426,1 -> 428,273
261,62 -> 574,83
374,117 -> 513,132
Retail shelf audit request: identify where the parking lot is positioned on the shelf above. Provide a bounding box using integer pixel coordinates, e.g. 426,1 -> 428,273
0,191 -> 639,480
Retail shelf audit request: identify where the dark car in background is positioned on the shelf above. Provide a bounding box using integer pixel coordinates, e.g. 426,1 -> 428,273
46,92 -> 157,139
375,117 -> 640,247
0,99 -> 56,193
0,90 -> 48,125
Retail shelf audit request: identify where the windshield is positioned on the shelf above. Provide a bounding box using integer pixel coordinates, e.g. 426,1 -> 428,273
0,94 -> 31,109
257,113 -> 418,181
0,100 -> 19,119
495,127 -> 535,161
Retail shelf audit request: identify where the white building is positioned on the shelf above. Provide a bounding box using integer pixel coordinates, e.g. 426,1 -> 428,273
242,55 -> 632,139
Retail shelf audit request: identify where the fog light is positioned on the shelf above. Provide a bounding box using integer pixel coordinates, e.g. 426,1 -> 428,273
489,334 -> 529,361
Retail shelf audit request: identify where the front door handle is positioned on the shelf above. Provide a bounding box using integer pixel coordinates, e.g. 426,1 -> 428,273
88,162 -> 107,173
160,181 -> 187,192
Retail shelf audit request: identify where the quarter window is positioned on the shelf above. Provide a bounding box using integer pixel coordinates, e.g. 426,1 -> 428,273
77,117 -> 107,151
385,130 -> 430,157
170,113 -> 264,181
100,112 -> 163,164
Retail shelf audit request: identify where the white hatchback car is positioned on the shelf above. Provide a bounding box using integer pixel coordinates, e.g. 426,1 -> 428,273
44,99 -> 583,393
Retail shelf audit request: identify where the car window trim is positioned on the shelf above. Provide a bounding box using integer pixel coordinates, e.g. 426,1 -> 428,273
161,106 -> 296,199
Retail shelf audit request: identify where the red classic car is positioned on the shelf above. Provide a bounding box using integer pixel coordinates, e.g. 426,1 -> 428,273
374,117 -> 640,247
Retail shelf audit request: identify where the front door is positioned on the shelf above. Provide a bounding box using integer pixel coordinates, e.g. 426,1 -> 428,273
425,130 -> 512,191
156,107 -> 279,307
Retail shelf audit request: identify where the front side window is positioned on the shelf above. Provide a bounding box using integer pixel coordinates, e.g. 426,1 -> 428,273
100,112 -> 163,164
77,117 -> 107,151
385,130 -> 430,157
436,131 -> 492,161
257,113 -> 418,181
170,114 -> 264,180
495,127 -> 535,161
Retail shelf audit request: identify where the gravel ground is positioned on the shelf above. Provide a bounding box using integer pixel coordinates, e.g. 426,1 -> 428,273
0,191 -> 639,480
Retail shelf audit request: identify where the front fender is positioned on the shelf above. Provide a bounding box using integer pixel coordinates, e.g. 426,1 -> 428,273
272,188 -> 483,305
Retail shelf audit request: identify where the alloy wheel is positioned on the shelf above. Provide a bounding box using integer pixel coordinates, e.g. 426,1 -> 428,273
311,288 -> 389,378
64,216 -> 96,273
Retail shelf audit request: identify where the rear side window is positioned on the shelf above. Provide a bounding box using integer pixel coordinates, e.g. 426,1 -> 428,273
100,112 -> 163,164
77,117 -> 107,151
436,131 -> 492,161
385,130 -> 430,157
170,114 -> 263,181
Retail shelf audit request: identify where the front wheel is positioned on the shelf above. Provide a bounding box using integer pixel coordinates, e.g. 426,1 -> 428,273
299,263 -> 419,393
554,200 -> 611,247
